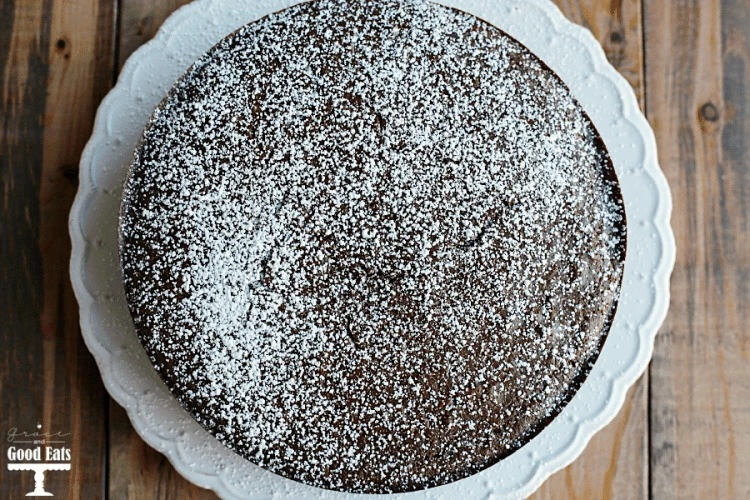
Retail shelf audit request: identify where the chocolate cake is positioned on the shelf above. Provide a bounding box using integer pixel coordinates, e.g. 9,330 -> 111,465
120,0 -> 626,493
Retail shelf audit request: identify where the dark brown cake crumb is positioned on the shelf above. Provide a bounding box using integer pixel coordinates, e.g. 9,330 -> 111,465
120,0 -> 626,493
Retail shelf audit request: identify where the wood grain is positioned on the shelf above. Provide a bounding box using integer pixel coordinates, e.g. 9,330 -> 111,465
645,0 -> 750,498
108,2 -> 214,498
531,1 -> 649,499
1,0 -> 115,497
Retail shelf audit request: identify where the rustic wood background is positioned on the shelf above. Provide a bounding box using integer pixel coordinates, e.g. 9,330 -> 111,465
1,0 -> 747,498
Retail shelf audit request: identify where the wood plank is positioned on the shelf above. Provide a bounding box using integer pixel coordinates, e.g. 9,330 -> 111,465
0,0 -> 115,497
645,0 -> 750,498
42,0 -> 116,497
531,1 -> 649,499
1,1 -> 51,497
109,1 -> 216,498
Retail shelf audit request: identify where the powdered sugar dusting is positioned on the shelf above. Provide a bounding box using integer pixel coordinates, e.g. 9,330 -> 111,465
120,0 -> 625,493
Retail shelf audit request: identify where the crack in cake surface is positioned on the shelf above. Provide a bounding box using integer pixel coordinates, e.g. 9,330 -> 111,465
120,0 -> 626,493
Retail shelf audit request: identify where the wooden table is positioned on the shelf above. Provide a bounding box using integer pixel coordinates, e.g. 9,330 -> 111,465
1,0 -> 747,498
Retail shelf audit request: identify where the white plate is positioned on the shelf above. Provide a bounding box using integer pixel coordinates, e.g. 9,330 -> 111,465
70,0 -> 675,498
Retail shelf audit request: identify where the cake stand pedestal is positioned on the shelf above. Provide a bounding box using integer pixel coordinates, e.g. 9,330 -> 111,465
7,463 -> 71,497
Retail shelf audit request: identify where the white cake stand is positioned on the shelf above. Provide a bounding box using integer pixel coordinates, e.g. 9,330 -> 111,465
70,0 -> 675,498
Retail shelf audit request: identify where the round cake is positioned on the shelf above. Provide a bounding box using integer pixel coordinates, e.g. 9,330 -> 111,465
120,0 -> 626,493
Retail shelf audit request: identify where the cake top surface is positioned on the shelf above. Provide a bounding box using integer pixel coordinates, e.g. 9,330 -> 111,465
121,0 -> 625,493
